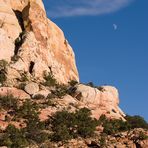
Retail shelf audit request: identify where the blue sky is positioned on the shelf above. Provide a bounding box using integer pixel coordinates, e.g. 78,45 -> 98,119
43,0 -> 148,121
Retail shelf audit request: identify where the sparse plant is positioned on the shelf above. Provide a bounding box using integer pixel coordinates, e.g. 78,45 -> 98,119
98,115 -> 130,135
32,94 -> 45,100
18,82 -> 26,90
0,71 -> 6,84
0,95 -> 18,111
97,86 -> 105,92
51,84 -> 68,99
43,72 -> 57,87
0,60 -> 8,84
125,115 -> 148,129
68,80 -> 78,87
20,72 -> 29,82
98,133 -> 107,147
0,60 -> 8,70
87,82 -> 95,87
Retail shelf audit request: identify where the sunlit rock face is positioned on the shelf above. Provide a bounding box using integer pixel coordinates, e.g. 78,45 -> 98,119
0,0 -> 79,84
0,0 -> 126,132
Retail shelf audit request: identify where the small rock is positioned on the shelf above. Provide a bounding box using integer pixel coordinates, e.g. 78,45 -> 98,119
25,82 -> 39,95
32,89 -> 50,99
0,87 -> 30,100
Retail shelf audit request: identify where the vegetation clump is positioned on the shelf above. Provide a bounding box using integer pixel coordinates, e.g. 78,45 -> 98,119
0,99 -> 49,147
125,115 -> 148,129
0,60 -> 8,85
0,95 -> 18,111
51,108 -> 98,142
43,72 -> 58,87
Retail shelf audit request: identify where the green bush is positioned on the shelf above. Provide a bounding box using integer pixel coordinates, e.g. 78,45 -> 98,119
0,71 -> 6,84
98,133 -> 107,147
138,131 -> 148,140
32,94 -> 45,100
0,124 -> 28,148
0,60 -> 8,84
98,115 -> 130,135
97,86 -> 105,92
17,100 -> 39,119
125,115 -> 148,129
51,108 -> 98,142
43,72 -> 57,87
0,95 -> 18,111
103,119 -> 130,135
0,60 -> 8,70
68,80 -> 78,87
51,84 -> 68,99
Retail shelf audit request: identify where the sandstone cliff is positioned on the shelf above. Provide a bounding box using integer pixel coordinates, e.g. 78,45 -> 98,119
0,0 -> 79,84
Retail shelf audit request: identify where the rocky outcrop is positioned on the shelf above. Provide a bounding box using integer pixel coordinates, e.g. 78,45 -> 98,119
0,0 -> 79,84
0,87 -> 30,100
75,84 -> 125,120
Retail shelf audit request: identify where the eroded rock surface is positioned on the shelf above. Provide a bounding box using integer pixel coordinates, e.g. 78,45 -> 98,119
0,0 -> 79,84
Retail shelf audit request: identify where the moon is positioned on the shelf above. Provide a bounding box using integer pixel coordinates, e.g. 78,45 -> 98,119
113,24 -> 117,30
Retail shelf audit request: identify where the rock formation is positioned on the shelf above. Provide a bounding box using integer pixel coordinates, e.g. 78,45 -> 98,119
0,0 -> 79,84
0,0 -> 125,125
1,0 -> 147,148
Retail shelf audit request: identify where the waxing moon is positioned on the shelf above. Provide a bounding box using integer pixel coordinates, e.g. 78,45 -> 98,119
113,24 -> 117,30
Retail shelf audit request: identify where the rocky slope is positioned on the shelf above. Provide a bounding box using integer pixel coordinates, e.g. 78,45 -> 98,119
0,0 -> 125,121
0,0 -> 148,148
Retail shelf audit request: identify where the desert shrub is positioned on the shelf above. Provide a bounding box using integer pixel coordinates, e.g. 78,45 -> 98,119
0,60 -> 8,70
32,94 -> 45,100
125,115 -> 148,129
138,131 -> 148,140
17,100 -> 39,119
46,93 -> 56,100
16,100 -> 48,144
0,71 -> 6,84
103,119 -> 130,135
97,86 -> 105,92
74,108 -> 98,138
51,108 -> 98,142
0,95 -> 18,111
43,72 -> 57,87
87,82 -> 95,87
11,55 -> 20,62
18,82 -> 26,90
68,80 -> 78,87
51,84 -> 68,99
0,124 -> 28,148
21,102 -> 47,143
20,72 -> 29,82
98,115 -> 130,135
0,60 -> 8,84
98,133 -> 107,147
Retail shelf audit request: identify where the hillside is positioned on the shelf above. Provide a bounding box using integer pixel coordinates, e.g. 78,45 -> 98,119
0,0 -> 148,147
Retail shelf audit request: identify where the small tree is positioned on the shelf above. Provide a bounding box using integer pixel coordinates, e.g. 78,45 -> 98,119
0,95 -> 18,111
125,115 -> 148,129
0,124 -> 28,148
51,108 -> 98,142
43,72 -> 57,87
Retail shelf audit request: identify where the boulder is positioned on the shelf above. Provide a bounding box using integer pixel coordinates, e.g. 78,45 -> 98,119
0,87 -> 30,100
24,82 -> 39,95
75,84 -> 125,120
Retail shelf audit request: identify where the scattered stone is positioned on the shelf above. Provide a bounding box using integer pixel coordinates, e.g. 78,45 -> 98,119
24,82 -> 39,95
